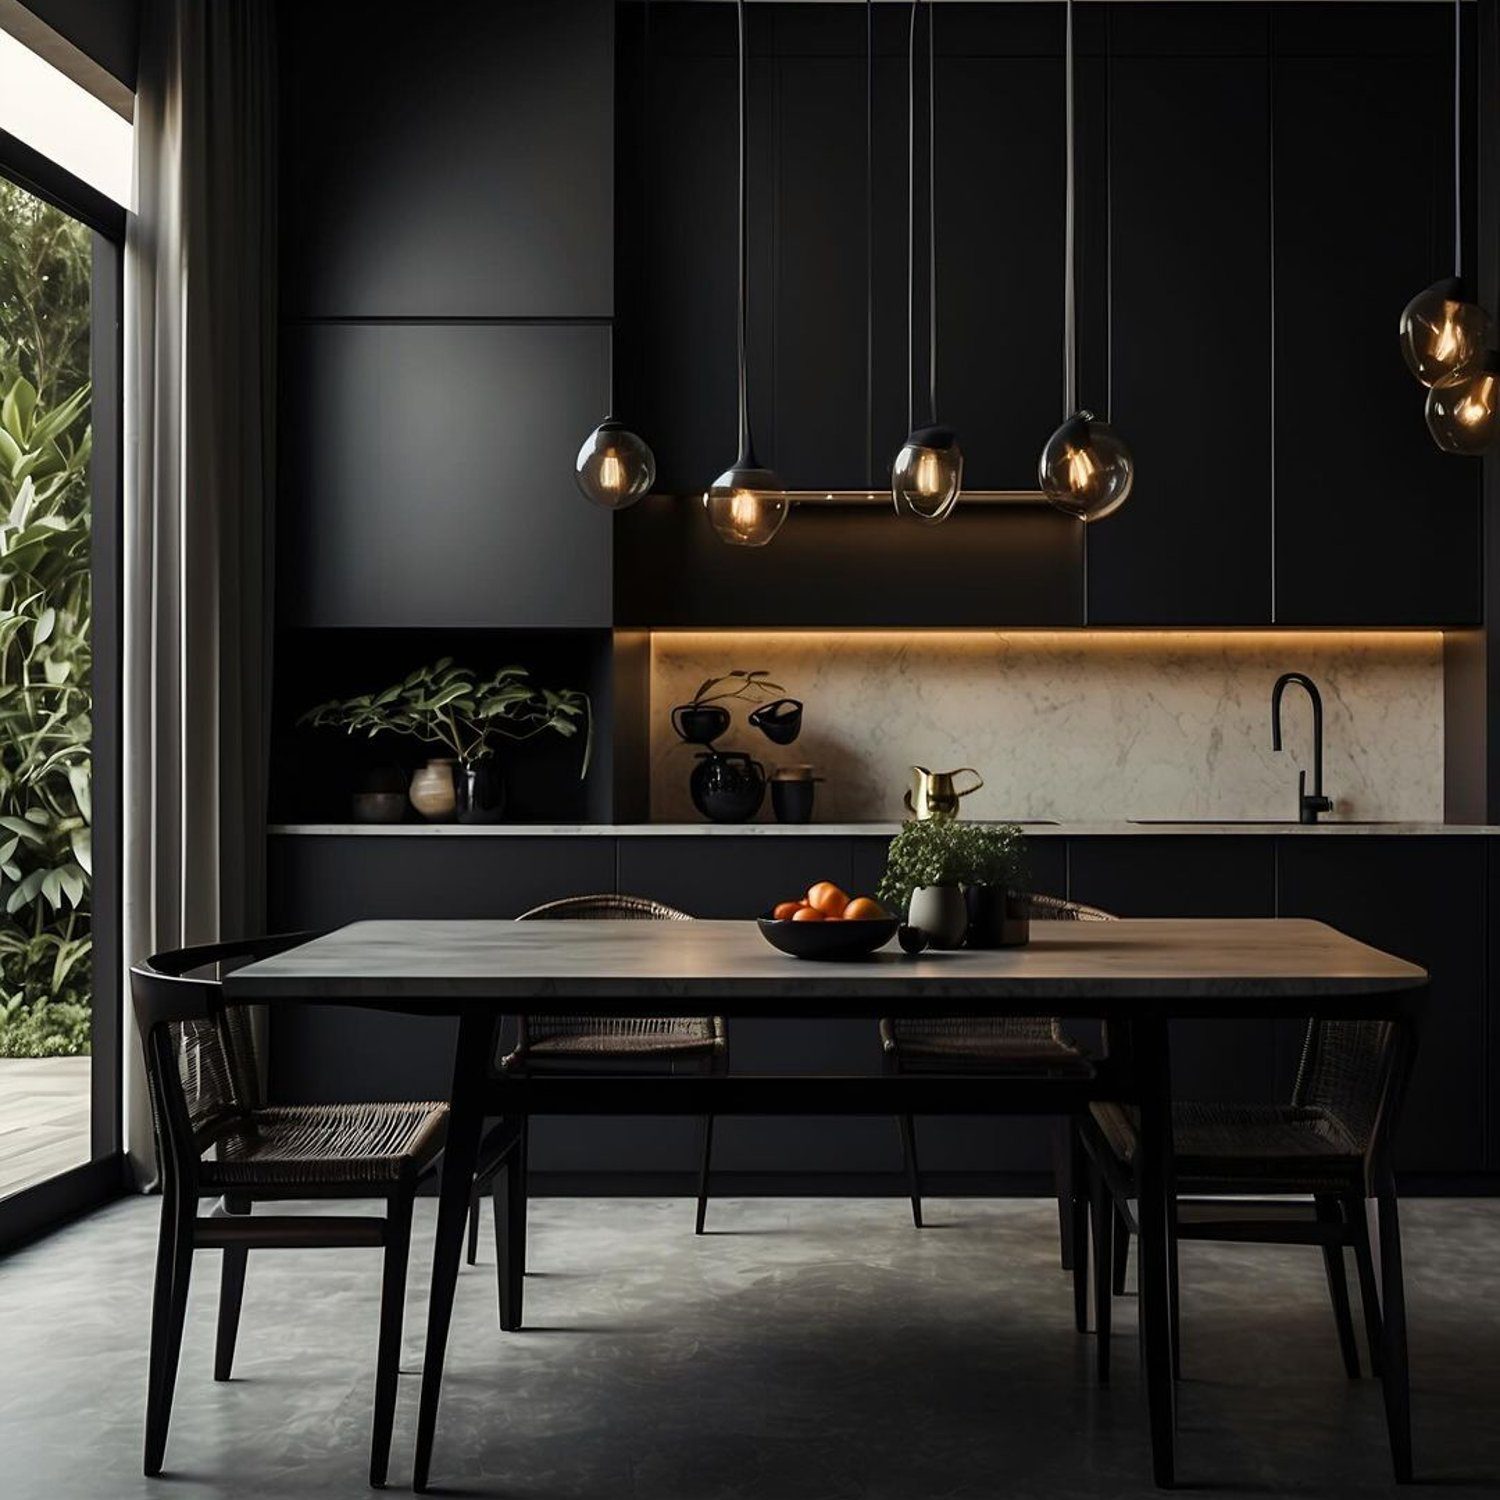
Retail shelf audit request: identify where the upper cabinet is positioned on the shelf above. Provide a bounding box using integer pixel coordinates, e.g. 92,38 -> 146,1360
280,0 -> 614,318
1087,11 -> 1273,624
1271,7 -> 1481,625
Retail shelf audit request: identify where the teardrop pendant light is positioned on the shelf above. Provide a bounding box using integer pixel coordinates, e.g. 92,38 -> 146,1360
1426,347 -> 1500,452
706,0 -> 787,547
1402,0 -> 1491,390
1039,0 -> 1133,523
891,0 -> 962,523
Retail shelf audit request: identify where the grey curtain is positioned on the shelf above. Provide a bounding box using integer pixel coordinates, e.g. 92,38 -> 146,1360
123,0 -> 277,1181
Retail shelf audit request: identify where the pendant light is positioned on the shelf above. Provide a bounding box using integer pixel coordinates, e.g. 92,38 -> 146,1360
1039,0 -> 1133,523
892,0 -> 961,523
706,0 -> 787,547
1426,347 -> 1500,453
1401,0 -> 1490,389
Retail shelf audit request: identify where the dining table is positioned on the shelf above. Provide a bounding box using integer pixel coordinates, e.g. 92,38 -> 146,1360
226,915 -> 1428,1491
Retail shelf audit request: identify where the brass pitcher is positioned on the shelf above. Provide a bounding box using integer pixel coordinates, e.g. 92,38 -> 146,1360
903,765 -> 984,821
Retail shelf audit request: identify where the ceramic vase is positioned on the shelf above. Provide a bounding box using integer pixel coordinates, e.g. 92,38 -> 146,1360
962,885 -> 1031,948
408,758 -> 457,821
907,885 -> 968,949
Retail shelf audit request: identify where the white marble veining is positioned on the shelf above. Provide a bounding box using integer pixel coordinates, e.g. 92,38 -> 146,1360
649,632 -> 1445,824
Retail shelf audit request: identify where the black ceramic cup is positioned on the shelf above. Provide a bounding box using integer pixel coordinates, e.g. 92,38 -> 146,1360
770,777 -> 815,823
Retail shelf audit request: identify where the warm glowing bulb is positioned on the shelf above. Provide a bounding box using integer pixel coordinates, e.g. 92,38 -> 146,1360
913,450 -> 942,497
705,462 -> 788,546
891,427 -> 962,522
1065,444 -> 1097,493
1039,410 -> 1134,522
1400,277 -> 1491,389
1426,352 -> 1500,455
597,451 -> 626,493
574,420 -> 655,509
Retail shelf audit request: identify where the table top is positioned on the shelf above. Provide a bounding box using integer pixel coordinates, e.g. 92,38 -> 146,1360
225,918 -> 1427,1019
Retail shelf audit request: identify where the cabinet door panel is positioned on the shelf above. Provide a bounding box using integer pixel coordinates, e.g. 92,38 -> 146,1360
1090,51 -> 1271,624
1068,837 -> 1279,1101
280,0 -> 613,317
1272,40 -> 1480,624
1276,837 -> 1486,1175
279,324 -> 611,627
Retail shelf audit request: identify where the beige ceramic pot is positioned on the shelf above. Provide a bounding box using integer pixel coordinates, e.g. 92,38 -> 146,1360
408,758 -> 457,821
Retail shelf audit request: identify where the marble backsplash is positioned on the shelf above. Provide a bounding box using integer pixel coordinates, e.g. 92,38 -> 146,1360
648,632 -> 1445,823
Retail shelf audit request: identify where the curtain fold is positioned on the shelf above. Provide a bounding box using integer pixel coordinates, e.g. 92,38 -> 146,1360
123,0 -> 277,1182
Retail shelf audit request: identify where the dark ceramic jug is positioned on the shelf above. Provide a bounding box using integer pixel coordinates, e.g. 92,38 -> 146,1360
689,750 -> 766,822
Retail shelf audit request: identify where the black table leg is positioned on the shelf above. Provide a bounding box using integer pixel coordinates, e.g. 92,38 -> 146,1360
1132,1016 -> 1176,1488
413,1009 -> 492,1493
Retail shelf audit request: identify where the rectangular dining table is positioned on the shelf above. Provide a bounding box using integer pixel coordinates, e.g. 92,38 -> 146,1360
227,915 -> 1428,1491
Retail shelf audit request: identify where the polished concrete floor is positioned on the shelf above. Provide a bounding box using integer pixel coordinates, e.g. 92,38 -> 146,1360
1,1194 -> 1497,1498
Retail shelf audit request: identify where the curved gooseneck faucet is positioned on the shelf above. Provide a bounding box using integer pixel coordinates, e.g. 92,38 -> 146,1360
1271,672 -> 1334,824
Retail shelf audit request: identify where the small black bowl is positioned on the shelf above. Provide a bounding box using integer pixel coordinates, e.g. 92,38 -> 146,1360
757,913 -> 899,961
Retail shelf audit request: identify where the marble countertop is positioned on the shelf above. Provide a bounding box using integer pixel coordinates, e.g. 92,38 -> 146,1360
268,820 -> 1500,838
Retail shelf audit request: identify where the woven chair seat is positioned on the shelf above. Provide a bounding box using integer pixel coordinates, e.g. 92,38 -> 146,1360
1089,1099 -> 1365,1192
523,1017 -> 722,1059
884,1022 -> 1093,1075
201,1101 -> 448,1189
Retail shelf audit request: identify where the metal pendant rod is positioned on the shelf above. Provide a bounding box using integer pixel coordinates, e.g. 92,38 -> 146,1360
736,0 -> 752,461
1454,0 -> 1463,275
906,0 -> 917,433
1063,0 -> 1077,416
928,0 -> 938,424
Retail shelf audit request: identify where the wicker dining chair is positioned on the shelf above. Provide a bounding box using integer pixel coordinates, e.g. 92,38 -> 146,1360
880,892 -> 1116,1266
130,935 -> 447,1487
1080,1014 -> 1419,1481
466,894 -> 725,1330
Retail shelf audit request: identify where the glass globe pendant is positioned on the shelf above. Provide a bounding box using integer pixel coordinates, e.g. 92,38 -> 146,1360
1400,277 -> 1490,389
705,457 -> 788,547
1039,410 -> 1135,522
891,425 -> 962,523
1425,348 -> 1500,455
574,419 -> 656,510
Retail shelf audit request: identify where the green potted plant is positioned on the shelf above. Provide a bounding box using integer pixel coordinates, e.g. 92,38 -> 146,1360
877,820 -> 1029,949
301,659 -> 590,823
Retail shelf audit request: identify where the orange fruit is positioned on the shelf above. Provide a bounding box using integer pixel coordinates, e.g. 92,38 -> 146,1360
805,881 -> 849,917
843,896 -> 888,921
790,905 -> 825,922
772,900 -> 801,921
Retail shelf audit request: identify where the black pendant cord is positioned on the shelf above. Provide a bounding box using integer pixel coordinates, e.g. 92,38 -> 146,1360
1454,0 -> 1463,277
906,0 -> 917,435
735,0 -> 753,465
1062,0 -> 1077,417
866,0 -> 874,487
927,0 -> 938,426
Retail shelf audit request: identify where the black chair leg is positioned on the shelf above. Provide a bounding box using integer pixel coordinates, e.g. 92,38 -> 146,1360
1055,1119 -> 1075,1272
695,1113 -> 715,1235
1315,1194 -> 1361,1379
1349,1194 -> 1383,1378
1375,1188 -> 1413,1483
370,1191 -> 414,1488
1069,1123 -> 1089,1333
214,1224 -> 248,1382
144,1185 -> 195,1477
1113,1205 -> 1131,1294
896,1113 -> 922,1228
466,1179 -> 481,1266
1089,1164 -> 1114,1385
497,1118 -> 528,1331
1168,1213 -> 1182,1381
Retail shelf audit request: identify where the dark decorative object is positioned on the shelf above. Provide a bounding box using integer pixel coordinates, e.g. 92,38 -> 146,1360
757,912 -> 898,961
897,924 -> 930,955
671,703 -> 731,745
770,775 -> 816,824
455,759 -> 506,824
907,885 -> 967,948
352,791 -> 406,824
963,884 -> 1030,948
690,750 -> 766,822
749,697 -> 803,744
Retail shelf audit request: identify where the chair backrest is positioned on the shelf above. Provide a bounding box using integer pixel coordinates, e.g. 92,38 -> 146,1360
1291,1017 -> 1416,1186
516,893 -> 692,923
1018,892 -> 1116,923
130,933 -> 319,1197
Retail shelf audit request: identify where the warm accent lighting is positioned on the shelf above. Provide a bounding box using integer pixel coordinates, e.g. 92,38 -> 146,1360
705,466 -> 789,548
891,426 -> 962,524
575,419 -> 656,510
1401,277 -> 1490,389
1425,349 -> 1500,454
1039,411 -> 1134,523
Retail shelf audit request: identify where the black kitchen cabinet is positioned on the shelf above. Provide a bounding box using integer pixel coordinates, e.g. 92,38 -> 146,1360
1088,34 -> 1272,624
1275,836 -> 1488,1176
1271,13 -> 1481,625
280,0 -> 614,318
1068,837 -> 1280,1102
278,323 -> 612,628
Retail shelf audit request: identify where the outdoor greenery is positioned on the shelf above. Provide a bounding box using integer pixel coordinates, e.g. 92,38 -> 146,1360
302,658 -> 592,775
877,820 -> 1028,918
0,181 -> 94,1058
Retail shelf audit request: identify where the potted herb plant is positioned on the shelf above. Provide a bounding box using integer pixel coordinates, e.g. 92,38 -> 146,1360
301,659 -> 591,823
877,820 -> 1029,949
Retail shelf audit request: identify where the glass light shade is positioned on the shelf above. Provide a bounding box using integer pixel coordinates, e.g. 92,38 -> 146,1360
1039,410 -> 1134,522
891,426 -> 962,523
704,462 -> 788,547
1425,350 -> 1500,455
1400,277 -> 1491,389
574,420 -> 656,510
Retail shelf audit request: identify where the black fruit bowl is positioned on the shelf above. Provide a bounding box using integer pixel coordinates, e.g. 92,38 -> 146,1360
757,913 -> 899,960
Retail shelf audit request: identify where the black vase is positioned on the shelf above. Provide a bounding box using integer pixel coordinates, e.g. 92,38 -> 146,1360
671,703 -> 731,746
962,885 -> 1030,948
455,760 -> 506,824
689,750 -> 766,822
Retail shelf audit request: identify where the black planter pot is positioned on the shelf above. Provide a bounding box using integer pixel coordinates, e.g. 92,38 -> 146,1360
689,750 -> 766,822
770,777 -> 816,823
962,884 -> 1030,948
455,760 -> 506,823
671,703 -> 731,746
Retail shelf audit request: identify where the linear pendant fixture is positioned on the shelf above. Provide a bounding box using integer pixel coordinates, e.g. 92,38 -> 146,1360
891,0 -> 962,523
705,0 -> 787,547
1038,0 -> 1133,523
1402,0 -> 1490,394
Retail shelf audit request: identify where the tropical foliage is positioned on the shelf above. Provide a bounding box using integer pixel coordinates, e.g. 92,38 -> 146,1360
302,658 -> 592,775
0,181 -> 93,1057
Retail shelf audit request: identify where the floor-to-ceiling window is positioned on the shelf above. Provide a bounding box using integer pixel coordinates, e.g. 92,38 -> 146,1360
0,20 -> 128,1246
